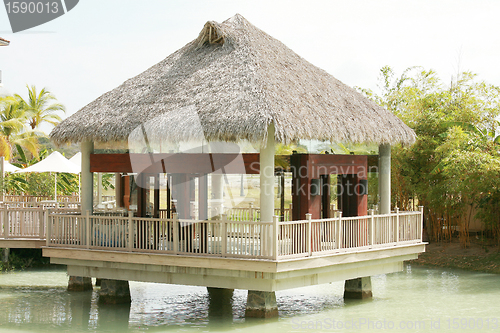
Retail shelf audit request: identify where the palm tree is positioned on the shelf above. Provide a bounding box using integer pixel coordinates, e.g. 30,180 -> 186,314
0,96 -> 39,160
15,85 -> 65,130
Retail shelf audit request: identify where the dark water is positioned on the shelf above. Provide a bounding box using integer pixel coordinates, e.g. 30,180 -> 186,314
0,265 -> 498,332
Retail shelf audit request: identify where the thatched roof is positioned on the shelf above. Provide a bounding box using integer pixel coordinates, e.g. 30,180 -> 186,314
51,14 -> 416,146
0,37 -> 9,46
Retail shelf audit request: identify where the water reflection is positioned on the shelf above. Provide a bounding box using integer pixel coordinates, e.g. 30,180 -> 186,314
0,266 -> 499,332
97,303 -> 131,332
69,290 -> 92,329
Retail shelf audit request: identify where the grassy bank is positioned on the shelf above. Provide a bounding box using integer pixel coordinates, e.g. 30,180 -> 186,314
412,238 -> 500,274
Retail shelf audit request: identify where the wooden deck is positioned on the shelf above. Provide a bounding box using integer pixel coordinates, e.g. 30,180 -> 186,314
0,206 -> 79,248
43,209 -> 423,259
1,205 -> 425,291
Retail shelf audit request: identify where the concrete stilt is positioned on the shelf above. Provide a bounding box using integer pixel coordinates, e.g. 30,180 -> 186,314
67,276 -> 93,292
245,290 -> 278,318
98,279 -> 131,304
207,287 -> 234,318
344,277 -> 373,299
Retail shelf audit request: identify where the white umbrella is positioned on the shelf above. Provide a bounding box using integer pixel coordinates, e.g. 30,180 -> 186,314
3,160 -> 21,172
16,151 -> 80,201
68,152 -> 82,200
68,152 -> 81,168
1,157 -> 21,201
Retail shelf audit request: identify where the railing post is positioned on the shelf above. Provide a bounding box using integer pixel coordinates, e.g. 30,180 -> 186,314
273,215 -> 279,260
249,203 -> 254,222
45,208 -> 51,247
172,213 -> 179,254
370,209 -> 375,246
221,214 -> 227,257
19,208 -> 24,237
0,205 -> 4,238
306,213 -> 312,256
39,206 -> 44,239
3,206 -> 9,238
419,206 -> 424,242
85,210 -> 91,249
128,211 -> 134,251
336,211 -> 342,249
395,207 -> 400,244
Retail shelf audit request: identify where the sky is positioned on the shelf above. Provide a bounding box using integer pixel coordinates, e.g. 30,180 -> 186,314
1,0 -> 500,133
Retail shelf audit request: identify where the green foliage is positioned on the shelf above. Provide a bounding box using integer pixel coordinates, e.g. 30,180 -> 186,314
0,86 -> 72,197
362,66 -> 500,246
0,96 -> 40,160
5,147 -> 79,196
274,142 -> 307,169
15,85 -> 65,130
0,249 -> 50,271
101,173 -> 115,191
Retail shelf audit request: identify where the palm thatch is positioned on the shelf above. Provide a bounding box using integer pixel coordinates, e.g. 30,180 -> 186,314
51,14 -> 416,147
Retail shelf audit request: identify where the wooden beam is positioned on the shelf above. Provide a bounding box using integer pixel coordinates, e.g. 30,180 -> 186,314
90,153 -> 260,174
90,153 -> 378,174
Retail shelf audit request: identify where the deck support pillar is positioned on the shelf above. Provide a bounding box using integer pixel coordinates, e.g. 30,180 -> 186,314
81,141 -> 94,214
245,290 -> 278,318
67,276 -> 93,292
211,174 -> 224,217
97,173 -> 103,205
260,123 -> 275,224
114,173 -> 121,208
207,287 -> 234,318
378,144 -> 391,214
98,279 -> 131,304
344,277 -> 373,299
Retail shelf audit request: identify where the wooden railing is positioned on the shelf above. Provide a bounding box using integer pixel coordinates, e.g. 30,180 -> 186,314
277,208 -> 423,258
1,201 -> 81,209
224,204 -> 293,222
47,212 -> 275,259
3,195 -> 80,203
46,207 -> 423,260
0,207 -> 80,239
159,204 -> 293,222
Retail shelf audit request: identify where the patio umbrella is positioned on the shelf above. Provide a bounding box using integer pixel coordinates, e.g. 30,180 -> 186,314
68,152 -> 81,167
1,157 -> 21,201
2,159 -> 21,172
68,152 -> 82,200
15,151 -> 80,201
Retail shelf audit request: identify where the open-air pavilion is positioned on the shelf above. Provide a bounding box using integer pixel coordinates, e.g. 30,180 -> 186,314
45,14 -> 425,316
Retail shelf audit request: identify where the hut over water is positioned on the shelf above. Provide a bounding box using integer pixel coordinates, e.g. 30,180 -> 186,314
51,14 -> 415,146
47,15 -> 423,317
